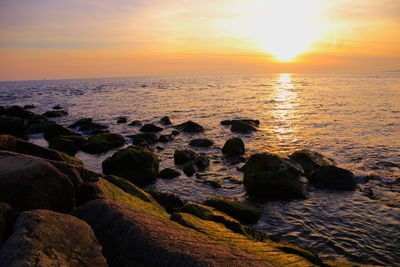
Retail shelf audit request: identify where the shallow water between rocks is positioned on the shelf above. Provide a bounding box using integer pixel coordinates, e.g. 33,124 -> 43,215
1,73 -> 399,265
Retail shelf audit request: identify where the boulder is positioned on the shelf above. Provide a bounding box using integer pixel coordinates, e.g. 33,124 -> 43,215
43,110 -> 68,117
146,190 -> 184,213
0,116 -> 28,135
176,120 -> 204,133
309,166 -> 357,191
81,133 -> 125,154
194,154 -> 210,170
160,116 -> 172,125
0,154 -> 76,212
52,104 -> 63,109
222,137 -> 245,156
130,133 -> 158,145
230,121 -> 257,133
0,202 -> 13,246
0,106 -> 4,115
23,105 -> 35,109
140,123 -> 163,133
242,153 -> 308,200
129,120 -> 142,126
68,118 -> 108,133
43,123 -> 78,140
26,121 -> 56,134
289,149 -> 335,177
182,161 -> 197,176
102,145 -> 159,186
117,116 -> 127,123
48,137 -> 78,155
157,134 -> 174,143
4,106 -> 35,119
204,197 -> 262,225
171,130 -> 180,136
220,119 -> 260,126
0,135 -> 17,151
174,149 -> 197,165
158,168 -> 180,179
189,138 -> 214,147
0,210 -> 107,266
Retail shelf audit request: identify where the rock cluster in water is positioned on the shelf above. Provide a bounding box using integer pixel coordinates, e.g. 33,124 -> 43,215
0,104 -> 390,266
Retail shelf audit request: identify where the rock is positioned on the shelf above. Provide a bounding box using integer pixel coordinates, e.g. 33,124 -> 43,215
43,110 -> 68,117
171,130 -> 180,135
0,135 -> 17,151
0,154 -> 76,212
0,202 -> 13,246
160,116 -> 172,125
0,116 -> 28,135
43,123 -> 78,140
230,121 -> 258,133
102,145 -> 159,186
174,149 -> 197,165
222,137 -> 245,156
4,105 -> 35,119
157,134 -> 174,143
204,197 -> 262,225
242,153 -> 308,200
194,154 -> 210,170
128,120 -> 142,126
158,168 -> 180,179
26,121 -> 56,134
220,119 -> 260,126
176,120 -> 205,133
117,116 -> 127,123
23,104 -> 35,109
146,190 -> 184,213
81,133 -> 125,154
48,137 -> 81,155
140,123 -> 163,133
182,161 -> 197,176
52,104 -> 63,110
309,165 -> 357,190
203,179 -> 223,188
289,149 -> 335,177
0,210 -> 107,266
68,118 -> 108,133
189,138 -> 214,147
0,106 -> 4,115
156,146 -> 164,151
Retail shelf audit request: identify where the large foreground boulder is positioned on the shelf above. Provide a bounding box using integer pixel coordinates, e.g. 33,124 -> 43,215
0,153 -> 76,212
102,145 -> 159,186
309,165 -> 357,191
0,210 -> 107,266
81,133 -> 125,154
242,153 -> 308,200
289,149 -> 335,177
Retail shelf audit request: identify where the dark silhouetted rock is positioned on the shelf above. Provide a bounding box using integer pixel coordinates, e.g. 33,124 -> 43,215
182,161 -> 197,176
0,210 -> 107,266
0,135 -> 17,151
176,120 -> 204,133
130,133 -> 158,145
289,149 -> 335,177
26,121 -> 56,134
43,110 -> 68,117
230,121 -> 257,133
0,202 -> 13,246
203,179 -> 223,188
222,137 -> 245,156
158,134 -> 174,143
221,119 -> 260,126
129,120 -> 142,126
146,190 -> 184,213
242,153 -> 308,200
160,116 -> 172,125
204,197 -> 262,225
194,154 -> 210,170
174,149 -> 197,165
23,105 -> 35,109
102,145 -> 159,186
158,168 -> 180,179
49,137 -> 78,155
0,154 -> 75,212
81,133 -> 125,154
309,165 -> 357,190
171,130 -> 180,135
117,116 -> 127,123
140,123 -> 163,133
52,104 -> 63,110
4,106 -> 35,119
43,123 -> 78,140
68,118 -> 108,133
0,116 -> 28,135
189,138 -> 214,147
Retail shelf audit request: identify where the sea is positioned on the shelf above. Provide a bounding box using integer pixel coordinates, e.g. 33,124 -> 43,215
1,73 -> 399,265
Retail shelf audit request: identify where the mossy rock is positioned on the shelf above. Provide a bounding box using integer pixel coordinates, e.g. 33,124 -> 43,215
222,137 -> 245,156
174,149 -> 197,165
242,153 -> 308,200
43,124 -> 78,141
103,175 -> 155,203
204,197 -> 262,225
102,145 -> 159,186
81,133 -> 125,154
289,149 -> 335,177
146,190 -> 184,213
49,137 -> 78,156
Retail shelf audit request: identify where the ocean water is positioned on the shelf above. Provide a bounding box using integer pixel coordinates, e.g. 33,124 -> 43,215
1,73 -> 399,265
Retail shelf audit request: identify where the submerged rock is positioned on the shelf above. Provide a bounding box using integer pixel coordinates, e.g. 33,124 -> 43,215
158,134 -> 174,143
175,120 -> 204,133
52,104 -> 63,110
160,116 -> 172,125
182,161 -> 197,176
0,153 -> 76,212
289,149 -> 335,177
140,123 -> 163,133
158,168 -> 180,179
0,210 -> 107,266
220,119 -> 260,126
43,110 -> 68,117
222,137 -> 245,156
146,190 -> 184,213
189,138 -> 214,147
117,116 -> 128,123
102,145 -> 159,186
309,165 -> 357,191
204,197 -> 262,225
242,153 -> 308,200
68,118 -> 108,133
230,121 -> 258,133
194,154 -> 210,170
81,133 -> 125,154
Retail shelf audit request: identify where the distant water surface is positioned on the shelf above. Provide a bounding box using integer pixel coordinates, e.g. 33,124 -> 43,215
1,73 -> 399,265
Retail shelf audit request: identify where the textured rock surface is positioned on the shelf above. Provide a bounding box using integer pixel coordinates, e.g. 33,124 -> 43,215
289,149 -> 335,177
309,165 -> 357,191
81,133 -> 125,154
0,210 -> 107,266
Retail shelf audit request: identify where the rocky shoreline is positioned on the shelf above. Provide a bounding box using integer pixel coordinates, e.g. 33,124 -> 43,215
0,105 -> 396,266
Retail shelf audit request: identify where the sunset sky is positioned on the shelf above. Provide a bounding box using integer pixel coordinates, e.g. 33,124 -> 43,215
0,0 -> 399,81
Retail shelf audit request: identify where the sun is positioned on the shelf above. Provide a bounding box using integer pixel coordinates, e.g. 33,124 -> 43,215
249,0 -> 322,62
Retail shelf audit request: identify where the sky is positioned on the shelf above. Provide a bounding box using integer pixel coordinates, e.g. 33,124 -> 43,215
0,0 -> 399,81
